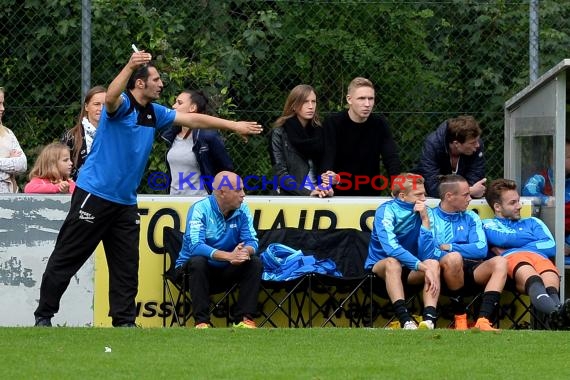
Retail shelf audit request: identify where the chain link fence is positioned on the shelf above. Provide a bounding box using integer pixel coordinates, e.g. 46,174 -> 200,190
2,0 -> 569,194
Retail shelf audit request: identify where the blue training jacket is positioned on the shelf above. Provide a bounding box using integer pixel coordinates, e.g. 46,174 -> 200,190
431,206 -> 487,259
482,216 -> 555,259
365,198 -> 436,271
176,195 -> 258,268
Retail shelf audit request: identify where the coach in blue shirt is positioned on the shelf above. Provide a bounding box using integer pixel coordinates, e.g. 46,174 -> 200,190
33,51 -> 262,328
176,171 -> 262,329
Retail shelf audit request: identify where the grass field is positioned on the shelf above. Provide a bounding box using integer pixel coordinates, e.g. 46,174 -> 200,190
2,327 -> 570,380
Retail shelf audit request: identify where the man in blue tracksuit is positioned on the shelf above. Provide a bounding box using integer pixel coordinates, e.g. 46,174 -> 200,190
33,51 -> 262,327
431,174 -> 507,331
176,171 -> 262,328
483,178 -> 570,329
365,173 -> 440,329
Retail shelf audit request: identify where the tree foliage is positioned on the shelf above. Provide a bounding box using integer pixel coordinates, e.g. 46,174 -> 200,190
1,1 -> 570,193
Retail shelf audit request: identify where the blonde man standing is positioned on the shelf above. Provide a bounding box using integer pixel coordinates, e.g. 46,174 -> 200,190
322,77 -> 401,196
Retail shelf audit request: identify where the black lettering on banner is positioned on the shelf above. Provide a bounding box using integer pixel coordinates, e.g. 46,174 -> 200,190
270,209 -> 286,229
136,301 -> 175,318
146,207 -> 181,255
159,301 -> 174,319
312,210 -> 337,230
253,209 -> 261,230
359,209 -> 375,232
298,209 -> 307,229
143,301 -> 158,318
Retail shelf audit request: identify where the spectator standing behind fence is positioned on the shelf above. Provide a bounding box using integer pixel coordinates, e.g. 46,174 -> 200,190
33,51 -> 262,328
270,84 -> 334,197
24,143 -> 75,194
175,171 -> 262,329
482,178 -> 570,330
365,174 -> 440,329
160,90 -> 233,196
522,139 -> 570,255
61,86 -> 106,180
0,87 -> 27,193
430,174 -> 507,331
414,115 -> 486,199
321,77 -> 400,196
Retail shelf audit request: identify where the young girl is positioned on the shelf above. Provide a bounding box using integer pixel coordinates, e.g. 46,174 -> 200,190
24,142 -> 76,194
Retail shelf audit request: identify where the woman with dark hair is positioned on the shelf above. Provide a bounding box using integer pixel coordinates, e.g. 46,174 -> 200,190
270,84 -> 334,197
160,90 -> 233,195
61,85 -> 106,179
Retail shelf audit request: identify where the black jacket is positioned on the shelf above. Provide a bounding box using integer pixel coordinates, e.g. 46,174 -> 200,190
160,126 -> 234,194
270,126 -> 324,196
413,120 -> 485,197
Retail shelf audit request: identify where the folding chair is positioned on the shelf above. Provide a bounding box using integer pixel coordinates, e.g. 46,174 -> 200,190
258,276 -> 312,327
162,226 -> 187,327
368,275 -> 423,328
162,226 -> 238,327
497,280 -> 548,330
256,228 -> 315,327
309,273 -> 374,327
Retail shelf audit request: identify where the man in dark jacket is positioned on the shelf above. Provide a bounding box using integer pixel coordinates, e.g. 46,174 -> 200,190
414,115 -> 486,198
321,77 -> 401,196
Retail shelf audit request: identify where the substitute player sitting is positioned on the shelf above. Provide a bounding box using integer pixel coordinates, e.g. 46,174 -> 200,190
365,173 -> 440,329
482,178 -> 570,329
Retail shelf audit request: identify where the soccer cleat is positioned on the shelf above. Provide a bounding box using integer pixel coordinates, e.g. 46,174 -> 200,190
454,313 -> 468,330
195,322 -> 210,329
473,317 -> 498,331
233,318 -> 257,329
418,320 -> 435,330
548,308 -> 566,330
402,320 -> 418,330
34,317 -> 52,327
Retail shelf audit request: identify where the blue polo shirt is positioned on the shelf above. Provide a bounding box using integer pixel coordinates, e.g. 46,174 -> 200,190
77,92 -> 176,205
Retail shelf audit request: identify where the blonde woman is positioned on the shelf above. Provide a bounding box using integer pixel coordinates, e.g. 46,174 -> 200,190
0,87 -> 27,193
24,142 -> 75,194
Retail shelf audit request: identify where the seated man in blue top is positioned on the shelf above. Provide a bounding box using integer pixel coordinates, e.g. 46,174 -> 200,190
431,174 -> 507,331
483,178 -> 570,329
176,171 -> 262,329
33,51 -> 262,328
365,173 -> 440,330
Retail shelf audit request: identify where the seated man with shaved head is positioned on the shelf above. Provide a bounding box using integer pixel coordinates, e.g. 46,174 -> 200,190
176,171 -> 262,328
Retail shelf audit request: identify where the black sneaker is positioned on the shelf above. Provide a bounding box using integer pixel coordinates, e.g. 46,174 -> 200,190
115,322 -> 138,328
560,299 -> 570,327
34,317 -> 52,327
548,309 -> 565,330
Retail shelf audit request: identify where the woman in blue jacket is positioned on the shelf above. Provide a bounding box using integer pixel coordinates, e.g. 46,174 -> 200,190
161,90 -> 234,195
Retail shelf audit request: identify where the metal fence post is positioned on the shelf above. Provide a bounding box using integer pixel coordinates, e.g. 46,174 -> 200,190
529,0 -> 539,83
81,0 -> 92,103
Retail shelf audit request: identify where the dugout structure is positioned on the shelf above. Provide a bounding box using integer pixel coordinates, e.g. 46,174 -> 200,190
505,59 -> 570,298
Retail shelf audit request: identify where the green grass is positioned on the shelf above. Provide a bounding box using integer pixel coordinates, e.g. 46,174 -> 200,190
2,327 -> 569,380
